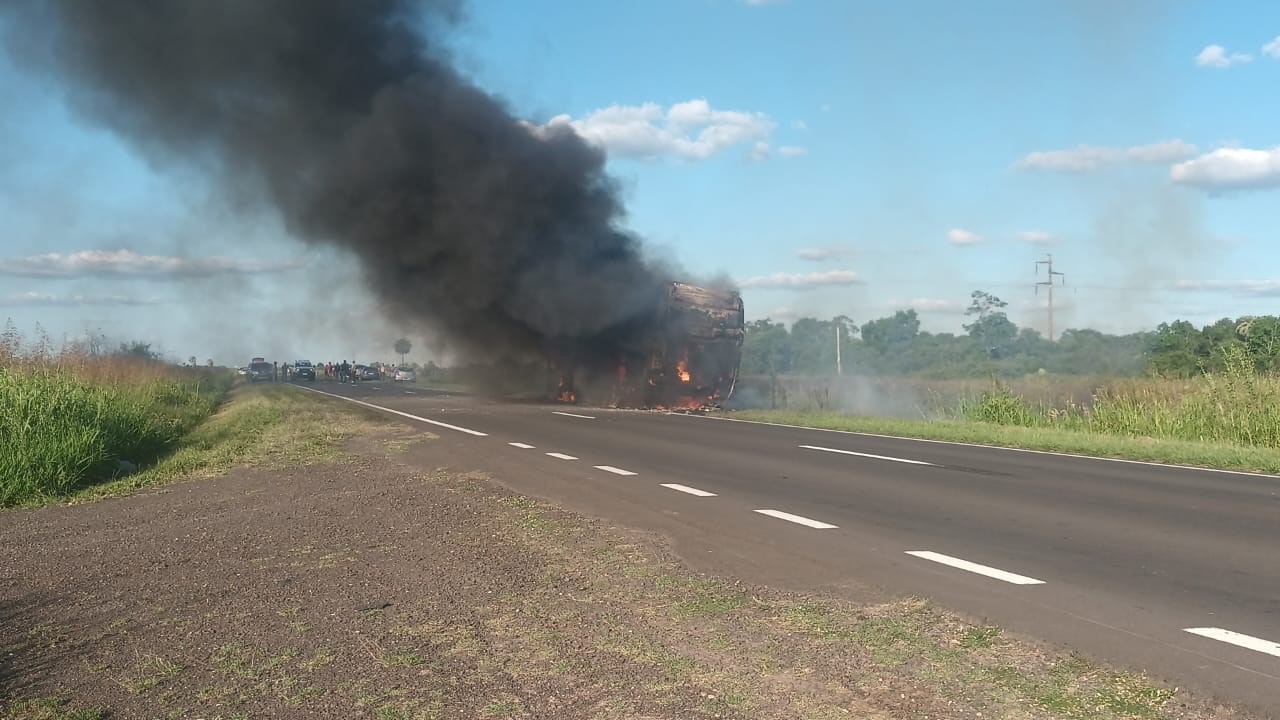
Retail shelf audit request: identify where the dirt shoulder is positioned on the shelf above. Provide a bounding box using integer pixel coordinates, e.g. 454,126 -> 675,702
1,392 -> 1246,719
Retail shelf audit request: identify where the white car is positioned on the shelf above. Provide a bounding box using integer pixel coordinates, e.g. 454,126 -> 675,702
393,366 -> 417,382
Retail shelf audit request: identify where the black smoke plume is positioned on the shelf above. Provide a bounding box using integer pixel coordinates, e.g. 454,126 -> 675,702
7,0 -> 674,381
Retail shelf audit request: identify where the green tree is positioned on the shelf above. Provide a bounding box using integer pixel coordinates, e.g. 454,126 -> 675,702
963,291 -> 1017,357
860,310 -> 920,357
742,320 -> 791,376
117,341 -> 158,360
742,319 -> 792,407
1146,320 -> 1204,377
393,338 -> 412,364
1239,316 -> 1280,371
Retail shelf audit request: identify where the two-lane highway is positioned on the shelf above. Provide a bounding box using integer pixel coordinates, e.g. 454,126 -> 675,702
299,382 -> 1280,713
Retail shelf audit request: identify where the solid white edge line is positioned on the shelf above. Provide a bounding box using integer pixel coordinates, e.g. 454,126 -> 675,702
594,465 -> 637,476
800,444 -> 935,466
905,550 -> 1045,585
661,483 -> 717,497
1184,628 -> 1280,657
508,442 -> 536,449
296,386 -> 488,436
552,411 -> 597,419
546,452 -> 578,460
754,509 -> 838,529
675,414 -> 1280,479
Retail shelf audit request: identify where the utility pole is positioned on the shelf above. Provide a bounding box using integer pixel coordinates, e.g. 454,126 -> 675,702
835,322 -> 843,376
1035,254 -> 1065,341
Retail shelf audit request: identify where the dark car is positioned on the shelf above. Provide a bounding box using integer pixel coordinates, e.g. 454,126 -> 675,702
246,361 -> 274,382
291,360 -> 316,381
354,364 -> 381,381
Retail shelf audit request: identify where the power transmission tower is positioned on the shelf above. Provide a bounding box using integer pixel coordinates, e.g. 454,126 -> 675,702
1035,254 -> 1065,341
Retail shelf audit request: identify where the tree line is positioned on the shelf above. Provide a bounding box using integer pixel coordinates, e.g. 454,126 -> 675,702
741,291 -> 1280,378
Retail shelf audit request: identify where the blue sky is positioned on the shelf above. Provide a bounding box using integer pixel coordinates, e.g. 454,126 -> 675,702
2,0 -> 1279,364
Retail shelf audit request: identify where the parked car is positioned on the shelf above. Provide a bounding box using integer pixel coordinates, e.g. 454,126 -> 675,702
356,364 -> 381,381
393,366 -> 417,382
246,361 -> 274,382
292,360 -> 316,381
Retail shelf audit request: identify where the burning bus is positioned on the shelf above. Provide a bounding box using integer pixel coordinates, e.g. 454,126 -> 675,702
555,282 -> 745,410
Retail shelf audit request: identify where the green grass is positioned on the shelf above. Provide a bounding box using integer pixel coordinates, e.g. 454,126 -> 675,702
0,367 -> 230,507
723,409 -> 1280,474
71,382 -> 391,503
731,348 -> 1280,473
954,347 -> 1280,449
1,697 -> 107,720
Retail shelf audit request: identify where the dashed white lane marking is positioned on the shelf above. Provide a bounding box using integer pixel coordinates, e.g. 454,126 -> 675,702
661,483 -> 717,497
905,551 -> 1045,585
371,386 -> 381,390
1184,628 -> 1280,657
508,442 -> 536,449
405,390 -> 417,394
800,444 -> 935,466
297,386 -> 487,436
754,509 -> 838,529
594,465 -> 637,476
552,411 -> 596,419
546,452 -> 579,460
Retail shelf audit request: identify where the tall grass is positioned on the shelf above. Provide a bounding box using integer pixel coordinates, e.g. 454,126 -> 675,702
958,346 -> 1280,449
0,336 -> 231,507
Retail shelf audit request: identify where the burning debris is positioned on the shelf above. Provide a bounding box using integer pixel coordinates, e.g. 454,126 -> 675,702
8,0 -> 737,401
553,283 -> 744,410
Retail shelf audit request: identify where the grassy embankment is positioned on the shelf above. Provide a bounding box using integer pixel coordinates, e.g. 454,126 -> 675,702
730,348 -> 1280,473
0,351 -> 231,507
0,341 -> 392,507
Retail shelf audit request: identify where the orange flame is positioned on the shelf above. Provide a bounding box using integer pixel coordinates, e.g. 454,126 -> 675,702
676,359 -> 691,383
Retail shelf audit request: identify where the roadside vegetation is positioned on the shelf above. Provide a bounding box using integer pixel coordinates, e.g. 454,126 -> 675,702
728,292 -> 1280,472
78,381 -> 392,502
728,344 -> 1280,472
0,328 -> 231,507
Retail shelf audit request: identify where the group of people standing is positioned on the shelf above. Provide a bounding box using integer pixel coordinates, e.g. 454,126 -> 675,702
322,361 -> 356,382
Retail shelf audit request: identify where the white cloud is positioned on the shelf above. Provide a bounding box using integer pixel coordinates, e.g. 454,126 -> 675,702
1174,279 -> 1280,297
1195,44 -> 1252,68
792,120 -> 809,131
738,270 -> 862,289
1264,36 -> 1280,59
946,228 -> 984,246
1016,230 -> 1056,244
778,145 -> 808,158
0,249 -> 302,279
748,141 -> 771,161
1015,140 -> 1197,172
796,246 -> 851,262
1,291 -> 161,306
903,298 -> 966,315
1170,146 -> 1280,190
528,99 -> 775,161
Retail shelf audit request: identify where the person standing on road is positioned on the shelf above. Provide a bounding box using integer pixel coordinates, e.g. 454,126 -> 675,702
273,361 -> 279,382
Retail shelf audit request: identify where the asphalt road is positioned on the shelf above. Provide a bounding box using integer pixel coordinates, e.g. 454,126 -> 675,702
298,381 -> 1280,714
